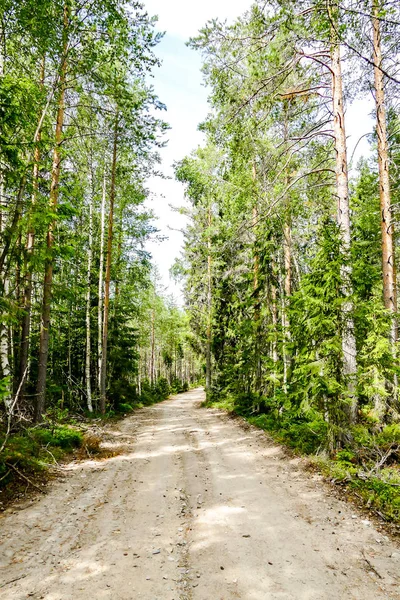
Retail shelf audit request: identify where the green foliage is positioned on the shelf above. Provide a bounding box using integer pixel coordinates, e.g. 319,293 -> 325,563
117,403 -> 134,414
379,424 -> 400,443
0,425 -> 83,493
288,220 -> 347,422
350,476 -> 400,522
29,426 -> 83,449
1,434 -> 44,471
177,0 -> 400,523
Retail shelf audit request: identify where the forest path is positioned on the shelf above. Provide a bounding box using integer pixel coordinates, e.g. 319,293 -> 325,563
0,388 -> 399,600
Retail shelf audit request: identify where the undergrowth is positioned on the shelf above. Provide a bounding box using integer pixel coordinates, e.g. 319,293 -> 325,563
205,390 -> 400,524
107,377 -> 189,416
0,378 -> 192,507
0,425 -> 84,507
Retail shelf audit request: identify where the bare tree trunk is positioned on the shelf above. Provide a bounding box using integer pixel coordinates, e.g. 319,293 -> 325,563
372,2 -> 397,335
137,354 -> 141,395
99,113 -> 118,414
331,32 -> 358,423
282,106 -> 292,391
282,219 -> 291,390
150,307 -> 155,386
35,7 -> 68,421
114,206 -> 124,302
19,57 -> 46,401
206,205 -> 212,396
0,280 -> 11,411
0,20 -> 11,410
97,170 -> 107,391
268,252 -> 279,396
85,171 -> 94,412
0,165 -> 11,410
252,162 -> 262,393
0,19 -> 5,239
372,0 -> 398,414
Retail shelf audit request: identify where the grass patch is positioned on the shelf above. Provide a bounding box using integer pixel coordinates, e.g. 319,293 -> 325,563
0,425 -> 84,508
316,456 -> 400,523
29,426 -> 83,449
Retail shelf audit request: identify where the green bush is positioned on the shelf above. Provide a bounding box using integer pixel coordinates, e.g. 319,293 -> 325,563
116,403 -> 134,414
349,424 -> 374,448
233,391 -> 261,416
30,426 -> 83,449
1,435 -> 42,471
284,420 -> 329,454
378,423 -> 400,443
351,476 -> 400,522
248,414 -> 278,431
336,449 -> 357,465
155,377 -> 170,399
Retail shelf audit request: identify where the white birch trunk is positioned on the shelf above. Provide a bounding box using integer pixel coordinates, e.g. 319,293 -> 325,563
85,173 -> 94,412
0,22 -> 11,411
97,170 -> 107,391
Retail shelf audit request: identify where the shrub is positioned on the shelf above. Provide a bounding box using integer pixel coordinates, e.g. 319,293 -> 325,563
117,403 -> 134,414
30,426 -> 83,449
155,378 -> 170,399
378,423 -> 400,443
336,449 -> 357,465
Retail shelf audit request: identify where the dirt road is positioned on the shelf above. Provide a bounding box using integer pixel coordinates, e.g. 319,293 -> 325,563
0,388 -> 399,599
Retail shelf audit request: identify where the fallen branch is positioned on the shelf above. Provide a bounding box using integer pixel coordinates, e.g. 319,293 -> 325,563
0,469 -> 11,483
0,367 -> 28,454
368,444 -> 399,476
362,550 -> 383,579
0,574 -> 27,589
5,463 -> 45,494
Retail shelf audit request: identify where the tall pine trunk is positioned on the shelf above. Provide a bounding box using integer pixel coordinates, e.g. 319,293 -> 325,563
372,0 -> 398,414
282,105 -> 291,390
99,113 -> 118,414
35,6 -> 68,421
150,307 -> 155,386
252,162 -> 261,393
0,19 -> 11,411
372,1 -> 397,336
19,57 -> 46,400
331,29 -> 358,423
205,204 -> 212,396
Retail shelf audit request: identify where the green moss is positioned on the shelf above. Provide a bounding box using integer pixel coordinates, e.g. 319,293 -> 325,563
378,423 -> 400,443
0,425 -> 84,497
30,426 -> 83,449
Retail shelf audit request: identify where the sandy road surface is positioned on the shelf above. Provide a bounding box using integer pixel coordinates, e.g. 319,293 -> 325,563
0,388 -> 399,600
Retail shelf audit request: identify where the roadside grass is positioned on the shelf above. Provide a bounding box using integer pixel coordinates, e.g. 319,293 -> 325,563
203,393 -> 400,526
0,425 -> 84,507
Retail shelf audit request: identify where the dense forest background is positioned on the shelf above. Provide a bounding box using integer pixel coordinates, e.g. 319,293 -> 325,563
0,0 -> 200,430
1,0 -> 400,521
174,0 -> 400,519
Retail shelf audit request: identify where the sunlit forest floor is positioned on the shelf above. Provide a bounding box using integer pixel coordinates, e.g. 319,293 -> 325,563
0,388 -> 399,599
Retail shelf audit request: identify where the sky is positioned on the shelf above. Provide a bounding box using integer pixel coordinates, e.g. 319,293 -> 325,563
143,0 -> 374,304
143,0 -> 251,303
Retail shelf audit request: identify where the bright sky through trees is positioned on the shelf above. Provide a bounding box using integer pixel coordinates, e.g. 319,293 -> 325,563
145,0 -> 374,302
144,0 -> 257,300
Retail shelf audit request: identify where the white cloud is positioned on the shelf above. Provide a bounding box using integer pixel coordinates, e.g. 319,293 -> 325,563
145,0 -> 251,38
